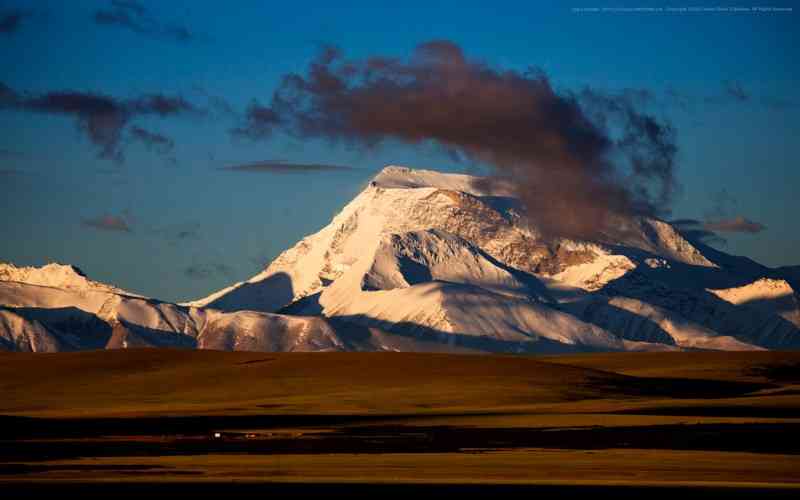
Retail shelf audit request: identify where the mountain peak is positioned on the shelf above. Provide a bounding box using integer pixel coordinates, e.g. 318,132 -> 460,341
3,166 -> 798,354
1,262 -> 84,284
371,165 -> 503,195
0,262 -> 131,295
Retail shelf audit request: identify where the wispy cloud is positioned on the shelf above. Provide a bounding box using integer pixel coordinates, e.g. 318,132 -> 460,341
0,81 -> 198,162
184,262 -> 233,280
0,7 -> 32,35
191,85 -> 237,118
672,213 -> 766,249
723,80 -> 749,102
0,168 -> 27,177
150,222 -> 202,246
664,81 -> 794,111
670,219 -> 727,246
82,213 -> 133,233
94,0 -> 195,43
704,216 -> 766,234
218,160 -> 355,174
130,125 -> 174,155
761,95 -> 797,110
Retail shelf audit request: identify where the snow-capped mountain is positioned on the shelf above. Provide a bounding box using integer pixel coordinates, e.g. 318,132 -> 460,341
2,166 -> 798,353
0,262 -> 348,352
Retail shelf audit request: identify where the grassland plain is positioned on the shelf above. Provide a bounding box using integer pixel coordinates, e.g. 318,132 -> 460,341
1,349 -> 799,495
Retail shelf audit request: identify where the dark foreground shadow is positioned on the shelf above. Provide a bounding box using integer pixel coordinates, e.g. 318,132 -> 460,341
0,482 -> 797,499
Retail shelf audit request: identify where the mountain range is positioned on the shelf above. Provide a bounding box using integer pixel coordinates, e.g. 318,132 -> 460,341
2,166 -> 798,353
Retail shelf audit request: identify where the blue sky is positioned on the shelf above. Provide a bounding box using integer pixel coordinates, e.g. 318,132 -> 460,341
1,0 -> 797,301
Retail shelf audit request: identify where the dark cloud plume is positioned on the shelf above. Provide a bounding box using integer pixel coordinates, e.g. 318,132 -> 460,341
219,160 -> 354,174
0,82 -> 196,162
94,0 -> 194,43
130,126 -> 174,155
0,7 -> 31,34
185,262 -> 233,280
705,216 -> 766,234
237,41 -> 678,240
81,214 -> 132,233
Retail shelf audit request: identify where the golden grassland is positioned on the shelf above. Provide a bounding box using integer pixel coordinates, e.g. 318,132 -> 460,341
1,349 -> 799,487
1,349 -> 797,417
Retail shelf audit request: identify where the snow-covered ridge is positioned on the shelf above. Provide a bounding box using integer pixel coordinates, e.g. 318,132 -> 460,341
2,165 -> 799,353
372,165 -> 508,194
0,262 -> 141,297
709,278 -> 800,328
709,278 -> 795,305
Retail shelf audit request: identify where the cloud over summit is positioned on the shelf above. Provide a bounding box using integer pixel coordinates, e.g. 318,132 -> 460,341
235,41 -> 678,240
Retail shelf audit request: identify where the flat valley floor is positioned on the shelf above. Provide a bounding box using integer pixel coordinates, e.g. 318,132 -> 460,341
1,349 -> 799,496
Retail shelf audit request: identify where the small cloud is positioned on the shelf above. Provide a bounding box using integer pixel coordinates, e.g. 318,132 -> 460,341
670,218 -> 728,247
0,8 -> 32,35
130,125 -> 174,155
0,81 -> 197,162
663,87 -> 694,112
761,95 -> 796,110
723,80 -> 749,102
672,213 -> 765,245
670,82 -> 795,112
190,85 -> 238,119
0,81 -> 17,104
111,0 -> 146,16
151,223 -> 202,245
0,168 -> 27,177
218,160 -> 355,174
669,218 -> 703,227
82,214 -> 132,233
704,216 -> 766,234
94,0 -> 196,43
176,229 -> 200,240
184,262 -> 233,280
